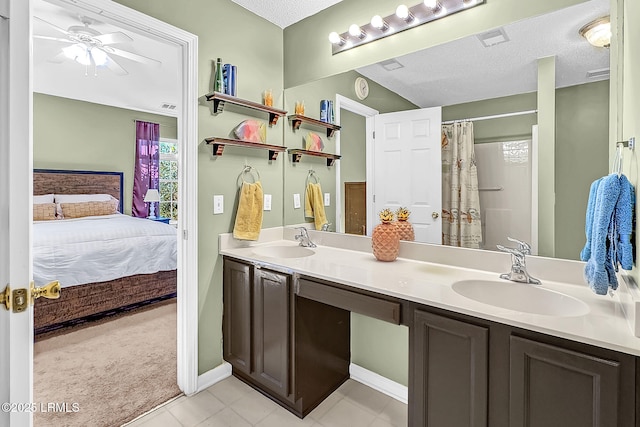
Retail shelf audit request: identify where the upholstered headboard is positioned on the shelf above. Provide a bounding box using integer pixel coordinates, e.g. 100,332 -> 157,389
33,169 -> 124,213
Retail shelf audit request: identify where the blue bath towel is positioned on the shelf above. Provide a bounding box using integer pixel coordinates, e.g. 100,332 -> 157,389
580,177 -> 603,261
582,173 -> 635,295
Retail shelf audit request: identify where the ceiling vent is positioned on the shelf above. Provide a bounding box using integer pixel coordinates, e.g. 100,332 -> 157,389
161,103 -> 177,110
380,58 -> 404,71
477,27 -> 509,47
586,68 -> 610,79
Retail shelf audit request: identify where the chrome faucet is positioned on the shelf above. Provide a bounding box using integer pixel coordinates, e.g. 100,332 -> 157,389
321,222 -> 332,232
497,237 -> 540,285
295,227 -> 316,248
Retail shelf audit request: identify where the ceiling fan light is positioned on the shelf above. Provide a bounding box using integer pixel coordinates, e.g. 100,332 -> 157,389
91,48 -> 108,66
62,44 -> 86,62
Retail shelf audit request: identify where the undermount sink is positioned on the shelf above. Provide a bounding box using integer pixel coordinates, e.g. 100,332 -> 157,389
452,280 -> 590,317
252,245 -> 315,259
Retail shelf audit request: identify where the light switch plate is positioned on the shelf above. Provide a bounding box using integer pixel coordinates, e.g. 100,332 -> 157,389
264,194 -> 272,211
213,195 -> 223,214
324,193 -> 330,206
293,193 -> 301,209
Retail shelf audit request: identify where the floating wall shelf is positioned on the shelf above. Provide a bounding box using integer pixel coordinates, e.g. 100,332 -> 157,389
205,92 -> 287,126
288,149 -> 341,166
288,114 -> 341,137
205,137 -> 286,160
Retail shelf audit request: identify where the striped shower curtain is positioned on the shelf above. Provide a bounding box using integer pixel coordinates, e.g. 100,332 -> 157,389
441,122 -> 482,248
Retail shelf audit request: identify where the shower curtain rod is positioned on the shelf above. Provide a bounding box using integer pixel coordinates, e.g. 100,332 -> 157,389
442,109 -> 538,125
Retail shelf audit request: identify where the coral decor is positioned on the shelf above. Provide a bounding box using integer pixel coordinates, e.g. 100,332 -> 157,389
372,208 -> 400,262
394,207 -> 415,241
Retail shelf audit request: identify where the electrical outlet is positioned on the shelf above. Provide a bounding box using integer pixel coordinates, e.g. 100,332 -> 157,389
293,193 -> 301,209
213,195 -> 223,214
264,194 -> 272,211
324,193 -> 330,206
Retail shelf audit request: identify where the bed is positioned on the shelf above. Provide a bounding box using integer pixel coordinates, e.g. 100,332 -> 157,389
33,169 -> 177,334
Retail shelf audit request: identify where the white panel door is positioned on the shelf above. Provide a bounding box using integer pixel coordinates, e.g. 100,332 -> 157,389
1,1 -> 34,426
373,107 -> 442,244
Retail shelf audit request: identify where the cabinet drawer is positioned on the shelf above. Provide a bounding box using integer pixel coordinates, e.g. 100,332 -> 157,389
296,278 -> 401,324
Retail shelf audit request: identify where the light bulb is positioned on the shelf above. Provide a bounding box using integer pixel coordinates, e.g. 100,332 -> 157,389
90,48 -> 108,66
462,0 -> 478,7
370,15 -> 389,31
328,31 -> 345,45
349,24 -> 366,39
396,4 -> 414,22
434,5 -> 447,17
63,44 -> 91,66
423,0 -> 438,8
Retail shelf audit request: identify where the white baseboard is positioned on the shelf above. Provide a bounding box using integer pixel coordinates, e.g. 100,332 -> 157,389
349,363 -> 408,404
196,362 -> 232,393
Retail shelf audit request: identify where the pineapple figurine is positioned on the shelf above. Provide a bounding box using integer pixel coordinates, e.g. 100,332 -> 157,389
372,208 -> 400,262
394,207 -> 415,241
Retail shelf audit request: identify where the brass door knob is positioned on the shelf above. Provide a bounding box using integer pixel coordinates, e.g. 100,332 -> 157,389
432,212 -> 440,219
32,280 -> 61,301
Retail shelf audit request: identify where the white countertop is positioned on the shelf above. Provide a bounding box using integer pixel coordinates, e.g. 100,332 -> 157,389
219,228 -> 640,357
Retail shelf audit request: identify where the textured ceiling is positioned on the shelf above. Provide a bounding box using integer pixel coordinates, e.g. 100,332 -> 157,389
231,0 -> 343,28
33,0 -> 180,116
357,0 -> 610,108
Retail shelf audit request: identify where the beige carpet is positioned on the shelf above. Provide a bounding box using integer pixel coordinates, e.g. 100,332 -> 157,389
34,300 -> 181,427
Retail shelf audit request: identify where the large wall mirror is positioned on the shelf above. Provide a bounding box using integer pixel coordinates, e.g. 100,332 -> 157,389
283,0 -> 610,262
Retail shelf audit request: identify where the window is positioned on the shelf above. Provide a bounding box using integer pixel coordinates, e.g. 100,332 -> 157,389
159,138 -> 178,221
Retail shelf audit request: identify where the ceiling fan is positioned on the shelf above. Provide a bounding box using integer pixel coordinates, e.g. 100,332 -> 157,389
34,15 -> 161,76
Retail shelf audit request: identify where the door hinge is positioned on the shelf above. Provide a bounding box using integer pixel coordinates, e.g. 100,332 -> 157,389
0,281 -> 61,313
373,131 -> 376,139
373,195 -> 376,202
183,230 -> 188,240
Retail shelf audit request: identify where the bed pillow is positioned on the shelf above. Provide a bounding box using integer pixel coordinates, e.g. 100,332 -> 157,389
34,194 -> 54,204
55,194 -> 119,217
54,193 -> 114,204
33,203 -> 57,221
59,199 -> 119,219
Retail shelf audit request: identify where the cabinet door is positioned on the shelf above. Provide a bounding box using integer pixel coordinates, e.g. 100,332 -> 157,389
223,259 -> 252,376
253,267 -> 290,399
411,309 -> 488,427
510,336 -> 621,427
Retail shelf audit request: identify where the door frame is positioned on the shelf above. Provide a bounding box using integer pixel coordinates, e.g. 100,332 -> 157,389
40,0 -> 200,395
334,95 -> 378,235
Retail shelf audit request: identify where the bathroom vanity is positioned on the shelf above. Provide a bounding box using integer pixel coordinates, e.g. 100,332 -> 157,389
220,229 -> 640,426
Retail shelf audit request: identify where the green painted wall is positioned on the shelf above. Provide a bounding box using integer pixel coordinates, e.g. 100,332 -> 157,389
33,93 -> 177,215
442,92 -> 538,143
283,71 -> 416,228
114,0 -> 284,374
283,0 -> 589,88
555,81 -> 609,260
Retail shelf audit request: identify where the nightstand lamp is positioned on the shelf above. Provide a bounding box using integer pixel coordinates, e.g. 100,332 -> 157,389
144,189 -> 161,219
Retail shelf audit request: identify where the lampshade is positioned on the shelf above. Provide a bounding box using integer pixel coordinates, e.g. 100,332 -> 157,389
579,16 -> 611,48
144,189 -> 161,202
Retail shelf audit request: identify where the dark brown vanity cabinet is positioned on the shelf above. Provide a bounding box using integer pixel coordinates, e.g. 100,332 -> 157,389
409,306 -> 638,427
222,257 -> 350,417
410,309 -> 489,427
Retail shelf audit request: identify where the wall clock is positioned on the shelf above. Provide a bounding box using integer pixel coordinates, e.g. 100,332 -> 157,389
355,77 -> 369,100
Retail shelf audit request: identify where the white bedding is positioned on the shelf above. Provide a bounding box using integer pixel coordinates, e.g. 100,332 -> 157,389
33,214 -> 177,288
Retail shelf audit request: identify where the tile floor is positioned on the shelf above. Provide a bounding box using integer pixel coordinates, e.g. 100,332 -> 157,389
124,376 -> 407,427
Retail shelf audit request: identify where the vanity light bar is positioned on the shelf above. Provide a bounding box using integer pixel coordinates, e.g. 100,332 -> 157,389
329,0 -> 485,55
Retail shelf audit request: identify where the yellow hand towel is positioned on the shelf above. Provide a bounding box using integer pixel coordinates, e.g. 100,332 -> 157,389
304,182 -> 328,231
233,181 -> 264,240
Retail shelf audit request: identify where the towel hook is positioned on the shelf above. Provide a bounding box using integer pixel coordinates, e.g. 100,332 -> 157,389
238,165 -> 261,184
306,169 -> 320,185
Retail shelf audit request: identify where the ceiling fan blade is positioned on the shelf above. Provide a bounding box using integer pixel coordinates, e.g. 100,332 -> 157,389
104,55 -> 129,76
47,52 -> 67,64
105,47 -> 162,67
94,31 -> 133,45
33,16 -> 71,36
34,35 -> 74,44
